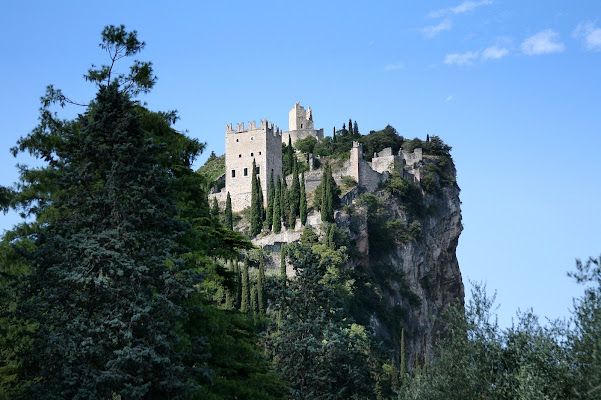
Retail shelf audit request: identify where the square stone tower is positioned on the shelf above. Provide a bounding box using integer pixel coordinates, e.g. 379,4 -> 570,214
283,102 -> 324,145
225,120 -> 282,212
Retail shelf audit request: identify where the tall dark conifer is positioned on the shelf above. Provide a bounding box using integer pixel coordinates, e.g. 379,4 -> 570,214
266,171 -> 275,230
286,135 -> 294,176
353,120 -> 359,137
211,197 -> 220,219
289,162 -> 300,228
225,192 -> 233,230
348,118 -> 353,136
257,176 -> 265,223
300,172 -> 307,226
282,177 -> 290,229
273,176 -> 282,233
258,256 -> 265,314
250,159 -> 261,236
241,259 -> 250,313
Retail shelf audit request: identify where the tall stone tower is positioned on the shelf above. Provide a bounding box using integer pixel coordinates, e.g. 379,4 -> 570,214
225,120 -> 282,212
283,102 -> 324,145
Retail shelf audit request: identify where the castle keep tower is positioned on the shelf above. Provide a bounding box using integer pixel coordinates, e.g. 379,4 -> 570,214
225,120 -> 282,212
283,102 -> 324,145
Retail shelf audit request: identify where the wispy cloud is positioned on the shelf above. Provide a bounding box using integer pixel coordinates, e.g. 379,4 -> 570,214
573,22 -> 601,51
384,63 -> 404,71
520,30 -> 565,55
444,51 -> 480,66
482,45 -> 509,60
421,19 -> 452,38
445,95 -> 454,103
429,0 -> 492,18
368,40 -> 375,46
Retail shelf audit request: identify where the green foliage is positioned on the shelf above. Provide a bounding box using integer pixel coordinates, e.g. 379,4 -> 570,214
341,175 -> 358,188
197,153 -> 225,185
282,136 -> 294,176
258,256 -> 265,314
385,169 -> 425,218
281,177 -> 290,229
294,135 -> 317,155
314,164 -> 340,222
289,163 -> 300,227
299,225 -> 319,246
360,125 -> 404,161
250,159 -> 262,236
211,196 -> 220,219
266,244 -> 374,399
241,259 -> 250,313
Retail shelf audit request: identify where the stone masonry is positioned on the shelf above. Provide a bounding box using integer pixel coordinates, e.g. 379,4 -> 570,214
282,102 -> 324,146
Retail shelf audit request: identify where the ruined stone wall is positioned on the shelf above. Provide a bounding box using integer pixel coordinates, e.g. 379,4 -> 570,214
283,128 -> 324,146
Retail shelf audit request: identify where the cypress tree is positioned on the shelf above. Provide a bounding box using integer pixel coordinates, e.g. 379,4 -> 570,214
225,192 -> 233,230
257,176 -> 265,223
211,196 -> 220,219
258,256 -> 265,314
266,170 -> 275,230
333,126 -> 337,143
289,162 -> 300,228
282,177 -> 290,229
300,172 -> 307,225
234,261 -> 242,309
323,169 -> 334,222
241,258 -> 250,313
251,286 -> 257,314
400,328 -> 407,387
286,135 -> 294,175
348,118 -> 353,136
353,120 -> 359,136
318,164 -> 328,212
390,358 -> 400,390
273,176 -> 282,233
225,260 -> 234,309
250,159 -> 262,236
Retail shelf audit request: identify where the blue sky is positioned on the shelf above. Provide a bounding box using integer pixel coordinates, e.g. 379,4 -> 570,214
1,1 -> 600,327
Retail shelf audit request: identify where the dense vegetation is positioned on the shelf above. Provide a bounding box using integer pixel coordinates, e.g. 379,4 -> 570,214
1,25 -> 599,400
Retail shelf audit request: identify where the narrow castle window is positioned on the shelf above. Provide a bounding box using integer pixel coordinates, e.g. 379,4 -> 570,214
259,151 -> 262,155
256,167 -> 260,175
244,168 -> 248,176
236,139 -> 239,142
239,154 -> 242,158
231,170 -> 236,178
250,152 -> 254,157
250,136 -> 254,141
301,123 -> 303,128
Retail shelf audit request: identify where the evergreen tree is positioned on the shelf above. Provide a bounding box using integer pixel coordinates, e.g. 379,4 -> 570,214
354,120 -> 359,137
225,260 -> 234,309
241,259 -> 250,313
289,162 -> 300,228
286,135 -> 294,176
280,244 -> 287,281
282,177 -> 290,229
211,196 -> 220,219
348,118 -> 353,136
266,170 -> 275,230
258,256 -> 265,314
234,261 -> 242,309
225,191 -> 233,230
250,286 -> 257,314
299,172 -> 307,226
250,159 -> 262,236
390,358 -> 400,390
333,126 -> 337,143
16,84 -> 203,397
273,176 -> 282,233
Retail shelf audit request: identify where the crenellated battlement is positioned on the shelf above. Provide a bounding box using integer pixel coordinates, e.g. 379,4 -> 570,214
226,119 -> 281,137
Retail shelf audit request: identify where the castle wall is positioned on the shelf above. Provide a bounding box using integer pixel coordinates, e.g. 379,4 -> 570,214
283,128 -> 324,146
289,102 -> 314,131
225,120 -> 282,212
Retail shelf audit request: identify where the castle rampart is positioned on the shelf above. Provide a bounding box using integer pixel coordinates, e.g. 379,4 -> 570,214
283,102 -> 324,145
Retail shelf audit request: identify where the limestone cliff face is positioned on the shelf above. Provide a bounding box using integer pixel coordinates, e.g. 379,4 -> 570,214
336,169 -> 463,366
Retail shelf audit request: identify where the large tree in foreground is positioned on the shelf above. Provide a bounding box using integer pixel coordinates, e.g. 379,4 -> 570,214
11,26 -> 207,399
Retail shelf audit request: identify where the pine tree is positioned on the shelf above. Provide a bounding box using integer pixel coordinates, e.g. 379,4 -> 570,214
266,171 -> 275,230
211,196 -> 220,219
258,256 -> 265,314
289,162 -> 300,228
241,259 -> 250,313
273,176 -> 282,233
250,159 -> 261,236
299,172 -> 307,226
225,192 -> 233,230
282,177 -> 290,229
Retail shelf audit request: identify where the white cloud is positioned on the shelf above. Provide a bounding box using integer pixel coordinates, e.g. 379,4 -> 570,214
429,0 -> 492,18
368,40 -> 375,46
421,19 -> 452,38
520,30 -> 565,55
482,45 -> 509,60
573,22 -> 601,51
384,63 -> 404,71
444,51 -> 480,66
445,95 -> 454,102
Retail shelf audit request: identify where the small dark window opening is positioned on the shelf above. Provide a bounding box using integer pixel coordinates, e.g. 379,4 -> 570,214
256,166 -> 260,175
251,136 -> 254,141
301,123 -> 303,128
231,170 -> 236,178
250,152 -> 254,157
239,154 -> 242,158
236,139 -> 239,142
259,151 -> 262,155
244,168 -> 248,176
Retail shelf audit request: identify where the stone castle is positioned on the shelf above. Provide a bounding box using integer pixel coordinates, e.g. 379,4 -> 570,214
212,103 -> 423,213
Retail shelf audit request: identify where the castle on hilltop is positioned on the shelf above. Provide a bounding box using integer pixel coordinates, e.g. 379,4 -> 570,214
212,103 -> 423,213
